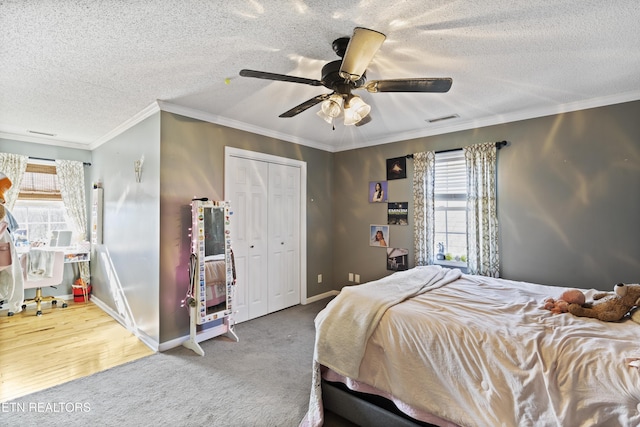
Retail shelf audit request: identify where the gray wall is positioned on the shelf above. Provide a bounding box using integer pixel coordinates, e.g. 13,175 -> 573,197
90,113 -> 161,345
5,99 -> 639,348
332,100 -> 640,290
158,112 -> 334,344
0,138 -> 92,297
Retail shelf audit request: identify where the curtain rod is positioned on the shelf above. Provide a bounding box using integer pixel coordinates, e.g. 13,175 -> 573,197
29,156 -> 91,166
405,140 -> 508,159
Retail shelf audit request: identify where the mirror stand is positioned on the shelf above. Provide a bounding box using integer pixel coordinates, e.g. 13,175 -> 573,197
183,199 -> 239,356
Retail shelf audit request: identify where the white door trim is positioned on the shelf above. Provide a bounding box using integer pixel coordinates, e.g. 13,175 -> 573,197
224,147 -> 308,305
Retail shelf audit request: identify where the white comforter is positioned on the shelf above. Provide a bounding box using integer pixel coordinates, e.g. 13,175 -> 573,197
302,268 -> 640,427
314,265 -> 462,378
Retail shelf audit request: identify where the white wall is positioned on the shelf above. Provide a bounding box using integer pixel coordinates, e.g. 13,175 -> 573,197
89,113 -> 161,347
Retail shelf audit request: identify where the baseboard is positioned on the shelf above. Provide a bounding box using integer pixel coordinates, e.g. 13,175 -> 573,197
91,296 -> 159,352
158,290 -> 339,351
158,335 -> 189,352
304,290 -> 339,304
159,292 -> 339,351
158,323 -> 231,352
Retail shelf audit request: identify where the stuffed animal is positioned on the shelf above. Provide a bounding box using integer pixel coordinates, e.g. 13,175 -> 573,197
543,289 -> 586,314
0,172 -> 12,205
568,283 -> 640,322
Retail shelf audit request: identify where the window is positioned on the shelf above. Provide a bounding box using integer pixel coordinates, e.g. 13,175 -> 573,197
11,161 -> 75,247
434,150 -> 467,263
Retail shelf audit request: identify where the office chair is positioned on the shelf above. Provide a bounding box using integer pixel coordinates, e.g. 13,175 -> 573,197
21,251 -> 67,316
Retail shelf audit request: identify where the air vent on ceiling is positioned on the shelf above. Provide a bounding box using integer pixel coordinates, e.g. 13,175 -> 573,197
427,114 -> 459,123
28,130 -> 57,137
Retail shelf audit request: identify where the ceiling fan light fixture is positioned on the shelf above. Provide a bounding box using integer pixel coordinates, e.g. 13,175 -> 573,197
316,109 -> 334,124
343,94 -> 370,125
343,109 -> 361,126
320,94 -> 343,118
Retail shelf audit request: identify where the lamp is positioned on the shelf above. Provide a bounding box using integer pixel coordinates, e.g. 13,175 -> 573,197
316,94 -> 343,124
343,94 -> 370,126
134,155 -> 144,183
317,93 -> 370,127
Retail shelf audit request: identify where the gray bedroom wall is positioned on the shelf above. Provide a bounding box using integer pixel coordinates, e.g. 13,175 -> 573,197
332,100 -> 640,291
158,111 -> 334,344
0,138 -> 92,297
90,113 -> 161,346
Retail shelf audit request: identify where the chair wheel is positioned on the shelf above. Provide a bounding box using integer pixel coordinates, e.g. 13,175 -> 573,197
8,312 -> 14,317
52,300 -> 57,305
22,304 -> 26,310
62,303 -> 68,308
36,311 -> 42,316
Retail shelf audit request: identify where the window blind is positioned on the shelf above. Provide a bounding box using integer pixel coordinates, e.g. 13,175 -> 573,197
18,163 -> 62,200
434,150 -> 466,197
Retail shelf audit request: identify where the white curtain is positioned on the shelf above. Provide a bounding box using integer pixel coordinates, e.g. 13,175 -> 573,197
464,142 -> 500,277
55,159 -> 90,283
412,151 -> 436,266
0,153 -> 28,209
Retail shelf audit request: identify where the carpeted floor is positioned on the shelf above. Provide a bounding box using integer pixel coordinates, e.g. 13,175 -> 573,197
1,297 -> 353,427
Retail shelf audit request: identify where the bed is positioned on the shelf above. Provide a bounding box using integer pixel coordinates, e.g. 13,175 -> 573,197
300,266 -> 640,427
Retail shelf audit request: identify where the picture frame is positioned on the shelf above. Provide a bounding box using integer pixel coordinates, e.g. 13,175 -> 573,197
370,224 -> 389,247
386,156 -> 407,180
387,202 -> 408,225
387,248 -> 409,271
369,181 -> 388,203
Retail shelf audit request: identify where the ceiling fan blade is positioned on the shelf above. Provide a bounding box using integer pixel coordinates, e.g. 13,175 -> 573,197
339,27 -> 386,82
364,78 -> 453,93
239,69 -> 323,87
279,94 -> 331,118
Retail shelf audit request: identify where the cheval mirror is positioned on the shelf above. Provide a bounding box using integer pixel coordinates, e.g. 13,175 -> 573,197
183,199 -> 238,356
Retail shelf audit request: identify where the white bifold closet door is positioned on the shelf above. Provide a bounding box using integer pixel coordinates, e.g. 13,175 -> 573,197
268,162 -> 301,313
227,155 -> 301,323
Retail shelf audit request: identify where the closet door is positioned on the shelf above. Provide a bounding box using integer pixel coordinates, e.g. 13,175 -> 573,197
268,163 -> 301,312
227,156 -> 269,323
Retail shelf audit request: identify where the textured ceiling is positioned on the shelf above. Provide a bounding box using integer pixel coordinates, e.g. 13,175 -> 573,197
1,1 -> 639,152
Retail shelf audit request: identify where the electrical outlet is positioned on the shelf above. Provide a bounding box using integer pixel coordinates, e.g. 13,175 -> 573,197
349,273 -> 354,281
355,274 -> 360,283
317,274 -> 322,284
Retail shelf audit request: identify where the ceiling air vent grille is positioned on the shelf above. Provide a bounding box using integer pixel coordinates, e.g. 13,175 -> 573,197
427,114 -> 459,123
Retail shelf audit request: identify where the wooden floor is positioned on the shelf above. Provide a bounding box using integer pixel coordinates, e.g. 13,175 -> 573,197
0,299 -> 154,403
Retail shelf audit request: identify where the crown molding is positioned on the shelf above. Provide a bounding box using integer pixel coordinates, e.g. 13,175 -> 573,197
156,100 -> 337,153
336,90 -> 640,151
88,102 -> 161,150
5,91 -> 638,154
0,131 -> 91,150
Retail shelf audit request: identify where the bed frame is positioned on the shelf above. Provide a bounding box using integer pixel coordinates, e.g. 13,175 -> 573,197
322,379 -> 437,427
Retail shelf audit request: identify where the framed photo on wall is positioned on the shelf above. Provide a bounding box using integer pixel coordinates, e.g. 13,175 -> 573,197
387,248 -> 409,271
369,181 -> 388,203
370,224 -> 389,247
386,156 -> 407,180
387,202 -> 408,225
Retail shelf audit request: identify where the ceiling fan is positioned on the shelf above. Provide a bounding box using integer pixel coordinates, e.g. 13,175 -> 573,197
239,27 -> 452,127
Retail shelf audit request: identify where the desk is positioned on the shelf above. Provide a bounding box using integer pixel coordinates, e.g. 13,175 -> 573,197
64,251 -> 90,263
16,247 -> 90,263
17,246 -> 92,303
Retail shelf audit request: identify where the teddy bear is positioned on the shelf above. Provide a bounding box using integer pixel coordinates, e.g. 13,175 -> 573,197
567,283 -> 640,322
543,289 -> 586,314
